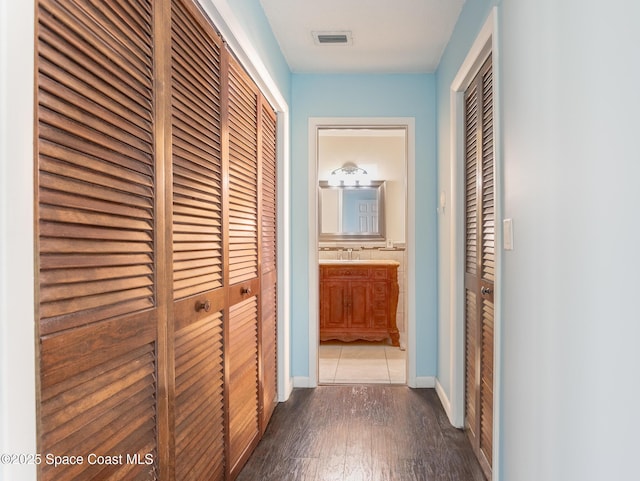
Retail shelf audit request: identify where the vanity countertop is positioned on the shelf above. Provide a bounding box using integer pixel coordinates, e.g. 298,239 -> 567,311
319,259 -> 400,266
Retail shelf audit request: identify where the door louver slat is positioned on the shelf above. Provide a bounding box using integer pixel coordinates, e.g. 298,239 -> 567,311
260,102 -> 278,429
465,83 -> 479,277
171,0 -> 223,301
175,311 -> 225,481
228,58 -> 259,285
481,299 -> 494,457
464,288 -> 477,438
228,297 -> 260,470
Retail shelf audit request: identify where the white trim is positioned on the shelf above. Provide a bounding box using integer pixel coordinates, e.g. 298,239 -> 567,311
435,378 -> 453,417
449,7 -> 501,480
0,1 -> 37,480
276,112 -> 293,402
414,376 -> 436,388
292,377 -> 313,388
200,0 -> 288,114
200,1 -> 293,402
308,117 -> 416,388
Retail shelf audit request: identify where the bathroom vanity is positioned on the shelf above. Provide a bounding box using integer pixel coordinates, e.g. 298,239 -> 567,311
319,260 -> 400,346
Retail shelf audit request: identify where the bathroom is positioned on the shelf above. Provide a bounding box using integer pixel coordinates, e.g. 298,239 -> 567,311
316,127 -> 408,384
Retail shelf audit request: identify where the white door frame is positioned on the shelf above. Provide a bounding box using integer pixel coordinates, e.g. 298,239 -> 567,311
307,117 -> 417,387
449,7 -> 502,480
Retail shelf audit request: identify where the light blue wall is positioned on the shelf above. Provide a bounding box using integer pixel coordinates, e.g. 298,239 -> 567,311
291,73 -> 438,378
225,0 -> 291,101
223,2 -> 440,380
435,0 -> 497,414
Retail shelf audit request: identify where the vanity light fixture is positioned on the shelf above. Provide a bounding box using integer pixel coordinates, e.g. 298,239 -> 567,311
328,162 -> 371,187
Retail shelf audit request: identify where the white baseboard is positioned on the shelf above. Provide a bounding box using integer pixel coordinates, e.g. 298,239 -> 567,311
413,376 -> 436,388
292,376 -> 313,388
278,376 -> 294,402
435,378 -> 454,423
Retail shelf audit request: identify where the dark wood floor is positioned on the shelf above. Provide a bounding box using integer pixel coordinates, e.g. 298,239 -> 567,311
237,385 -> 485,481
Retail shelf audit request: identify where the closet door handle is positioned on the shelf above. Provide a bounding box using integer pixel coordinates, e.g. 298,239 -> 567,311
481,286 -> 493,296
241,286 -> 252,295
196,300 -> 211,312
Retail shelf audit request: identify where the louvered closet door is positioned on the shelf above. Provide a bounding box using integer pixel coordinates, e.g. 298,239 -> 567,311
224,50 -> 261,478
259,99 -> 278,432
35,1 -> 161,480
464,54 -> 494,481
170,1 -> 225,480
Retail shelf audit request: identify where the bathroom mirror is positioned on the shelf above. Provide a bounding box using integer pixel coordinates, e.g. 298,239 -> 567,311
318,180 -> 386,241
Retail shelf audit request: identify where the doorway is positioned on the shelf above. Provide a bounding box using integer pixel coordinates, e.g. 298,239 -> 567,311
463,53 -> 494,479
448,8 -> 501,480
308,118 -> 416,386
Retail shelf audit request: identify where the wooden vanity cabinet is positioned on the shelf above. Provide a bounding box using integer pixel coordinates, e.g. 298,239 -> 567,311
320,263 -> 400,346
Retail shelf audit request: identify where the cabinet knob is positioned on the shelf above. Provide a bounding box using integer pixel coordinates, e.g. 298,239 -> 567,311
481,286 -> 493,296
196,300 -> 211,312
241,286 -> 252,295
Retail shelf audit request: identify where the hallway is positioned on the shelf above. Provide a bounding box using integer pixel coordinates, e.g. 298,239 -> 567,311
236,385 -> 485,481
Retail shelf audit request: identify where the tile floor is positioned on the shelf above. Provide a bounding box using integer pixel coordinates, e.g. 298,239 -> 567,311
318,341 -> 406,384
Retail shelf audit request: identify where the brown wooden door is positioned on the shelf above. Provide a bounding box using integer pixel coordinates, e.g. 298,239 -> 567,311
35,1 -> 163,479
464,54 -> 494,480
169,1 -> 226,479
35,1 -> 277,480
259,99 -> 279,433
224,48 -> 261,479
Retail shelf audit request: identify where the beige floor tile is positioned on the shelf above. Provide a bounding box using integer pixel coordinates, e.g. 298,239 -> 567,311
319,345 -> 342,359
318,342 -> 407,384
319,358 -> 339,383
340,345 -> 386,360
387,359 -> 406,383
384,346 -> 406,360
334,358 -> 389,382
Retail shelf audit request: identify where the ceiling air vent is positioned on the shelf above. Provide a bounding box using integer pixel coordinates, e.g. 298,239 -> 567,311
312,31 -> 352,46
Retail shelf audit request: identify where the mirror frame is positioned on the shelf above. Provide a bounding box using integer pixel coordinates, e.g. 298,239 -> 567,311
318,180 -> 386,242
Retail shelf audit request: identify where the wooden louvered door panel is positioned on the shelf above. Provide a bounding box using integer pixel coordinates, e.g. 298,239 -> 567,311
259,99 -> 278,432
464,54 -> 494,481
170,1 -> 225,480
224,50 -> 261,479
35,1 -> 162,479
35,1 -> 278,479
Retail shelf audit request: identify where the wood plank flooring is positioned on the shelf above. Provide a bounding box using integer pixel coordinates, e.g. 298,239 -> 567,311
237,385 -> 486,481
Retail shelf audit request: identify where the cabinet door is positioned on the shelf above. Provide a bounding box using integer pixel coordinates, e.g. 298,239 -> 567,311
348,280 -> 370,329
321,280 -> 349,328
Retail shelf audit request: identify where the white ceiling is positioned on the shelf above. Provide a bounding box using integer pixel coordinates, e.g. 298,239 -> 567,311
259,0 -> 466,73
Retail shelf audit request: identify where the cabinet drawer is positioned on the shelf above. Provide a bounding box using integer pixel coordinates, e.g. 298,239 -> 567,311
321,266 -> 369,279
372,282 -> 387,299
371,268 -> 390,279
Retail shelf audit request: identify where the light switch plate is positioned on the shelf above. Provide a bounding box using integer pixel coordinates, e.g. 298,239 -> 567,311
503,218 -> 513,250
